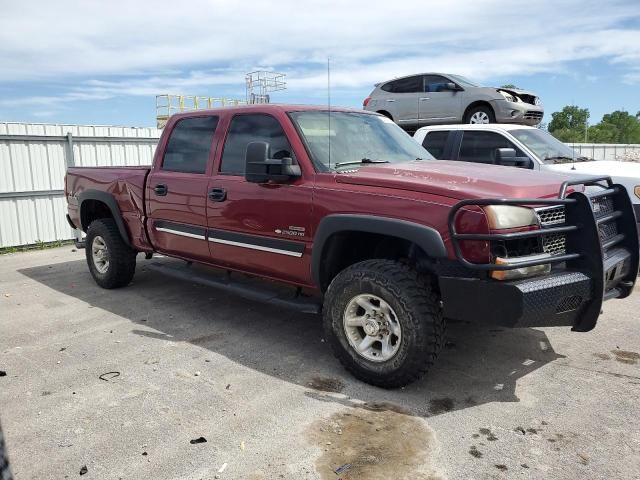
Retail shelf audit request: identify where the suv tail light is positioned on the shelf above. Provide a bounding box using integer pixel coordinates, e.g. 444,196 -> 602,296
363,97 -> 371,107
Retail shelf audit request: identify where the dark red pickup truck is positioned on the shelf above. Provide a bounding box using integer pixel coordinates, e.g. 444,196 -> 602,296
65,104 -> 638,387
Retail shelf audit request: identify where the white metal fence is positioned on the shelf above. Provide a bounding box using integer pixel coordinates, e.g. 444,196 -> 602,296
567,143 -> 640,161
1,122 -> 640,249
0,122 -> 160,248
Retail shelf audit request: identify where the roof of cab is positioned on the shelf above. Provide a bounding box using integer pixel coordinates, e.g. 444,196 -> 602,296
171,103 -> 371,120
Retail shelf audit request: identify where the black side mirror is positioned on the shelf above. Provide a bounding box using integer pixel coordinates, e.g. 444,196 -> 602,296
245,141 -> 301,184
495,148 -> 532,168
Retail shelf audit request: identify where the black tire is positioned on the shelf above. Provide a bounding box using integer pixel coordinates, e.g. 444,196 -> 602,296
464,105 -> 496,124
85,218 -> 136,289
322,259 -> 444,388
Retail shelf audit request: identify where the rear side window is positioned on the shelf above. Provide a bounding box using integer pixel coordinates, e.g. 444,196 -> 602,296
422,131 -> 449,158
382,76 -> 423,93
162,116 -> 219,174
458,131 -> 524,164
220,114 -> 293,175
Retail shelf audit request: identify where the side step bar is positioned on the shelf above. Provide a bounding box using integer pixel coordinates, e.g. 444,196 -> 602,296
146,260 -> 321,315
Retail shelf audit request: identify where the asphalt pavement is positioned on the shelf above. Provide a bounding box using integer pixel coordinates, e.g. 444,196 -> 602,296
1,247 -> 639,479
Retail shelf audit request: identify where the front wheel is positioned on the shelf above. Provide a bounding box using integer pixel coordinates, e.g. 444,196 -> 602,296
464,105 -> 495,124
85,218 -> 136,289
322,260 -> 444,388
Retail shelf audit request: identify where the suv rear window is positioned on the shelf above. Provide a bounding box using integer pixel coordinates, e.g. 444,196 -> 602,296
381,76 -> 423,93
162,116 -> 219,174
422,131 -> 449,158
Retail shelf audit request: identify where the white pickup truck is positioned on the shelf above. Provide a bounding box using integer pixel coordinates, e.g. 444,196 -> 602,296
413,124 -> 640,233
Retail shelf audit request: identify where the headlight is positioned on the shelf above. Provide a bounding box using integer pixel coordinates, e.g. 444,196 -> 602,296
534,97 -> 542,106
483,205 -> 538,229
483,206 -> 550,280
499,90 -> 517,103
635,186 -> 640,200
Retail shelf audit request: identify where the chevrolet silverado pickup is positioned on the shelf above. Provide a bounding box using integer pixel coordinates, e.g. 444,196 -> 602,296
65,105 -> 639,388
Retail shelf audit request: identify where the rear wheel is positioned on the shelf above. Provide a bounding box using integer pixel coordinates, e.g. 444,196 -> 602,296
85,218 -> 136,289
464,105 -> 495,124
322,259 -> 445,388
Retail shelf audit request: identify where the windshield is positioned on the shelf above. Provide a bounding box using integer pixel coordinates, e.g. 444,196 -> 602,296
289,111 -> 433,171
510,128 -> 590,164
447,74 -> 481,88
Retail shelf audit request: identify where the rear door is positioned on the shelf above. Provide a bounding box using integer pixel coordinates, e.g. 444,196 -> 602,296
146,115 -> 220,262
420,130 -> 453,159
205,113 -> 313,285
386,76 -> 423,125
419,75 -> 461,122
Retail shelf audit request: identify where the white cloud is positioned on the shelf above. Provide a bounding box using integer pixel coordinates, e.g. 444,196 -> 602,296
0,0 -> 639,106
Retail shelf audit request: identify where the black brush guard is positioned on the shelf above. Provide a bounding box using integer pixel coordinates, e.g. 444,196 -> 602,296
440,176 -> 639,331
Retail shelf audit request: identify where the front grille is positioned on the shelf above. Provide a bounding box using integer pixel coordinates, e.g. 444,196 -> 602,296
598,220 -> 618,242
524,111 -> 544,120
542,233 -> 567,255
537,206 -> 566,226
591,196 -> 614,217
536,206 -> 567,256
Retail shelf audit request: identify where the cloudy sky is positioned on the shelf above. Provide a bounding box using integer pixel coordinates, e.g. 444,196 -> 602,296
1,0 -> 639,127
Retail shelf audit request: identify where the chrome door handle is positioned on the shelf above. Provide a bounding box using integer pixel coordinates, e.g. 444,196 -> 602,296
419,97 -> 430,101
386,99 -> 395,102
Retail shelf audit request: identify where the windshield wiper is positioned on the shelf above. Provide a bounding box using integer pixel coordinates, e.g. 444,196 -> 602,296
335,158 -> 390,167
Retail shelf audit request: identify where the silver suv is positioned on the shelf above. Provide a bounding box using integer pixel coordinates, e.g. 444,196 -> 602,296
363,73 -> 543,129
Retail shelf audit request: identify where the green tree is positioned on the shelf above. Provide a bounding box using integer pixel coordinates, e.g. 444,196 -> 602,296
548,106 -> 590,142
588,111 -> 640,143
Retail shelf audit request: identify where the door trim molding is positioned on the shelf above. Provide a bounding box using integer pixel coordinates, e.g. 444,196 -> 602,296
154,220 -> 207,240
207,229 -> 305,257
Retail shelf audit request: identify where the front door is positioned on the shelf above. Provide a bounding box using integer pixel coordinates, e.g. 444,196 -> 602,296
206,113 -> 313,285
419,75 -> 461,122
146,115 -> 220,262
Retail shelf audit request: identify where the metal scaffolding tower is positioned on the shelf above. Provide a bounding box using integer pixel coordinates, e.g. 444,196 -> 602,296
245,71 -> 287,104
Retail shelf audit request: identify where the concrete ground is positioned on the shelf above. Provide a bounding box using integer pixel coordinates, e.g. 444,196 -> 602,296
1,247 -> 639,480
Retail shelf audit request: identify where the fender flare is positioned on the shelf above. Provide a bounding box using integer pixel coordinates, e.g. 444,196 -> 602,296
311,214 -> 447,288
78,190 -> 132,248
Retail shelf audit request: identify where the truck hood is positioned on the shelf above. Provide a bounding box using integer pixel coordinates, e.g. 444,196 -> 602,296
336,160 -> 570,200
546,160 -> 640,203
545,160 -> 640,179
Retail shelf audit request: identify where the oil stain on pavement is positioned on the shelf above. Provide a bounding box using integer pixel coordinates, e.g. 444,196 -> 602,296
307,406 -> 440,479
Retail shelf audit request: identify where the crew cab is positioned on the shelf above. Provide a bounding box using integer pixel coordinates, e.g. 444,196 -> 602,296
414,124 -> 640,234
65,105 -> 638,388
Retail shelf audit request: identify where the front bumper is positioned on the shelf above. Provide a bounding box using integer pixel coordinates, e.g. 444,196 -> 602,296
443,177 -> 639,331
492,99 -> 544,126
441,271 -> 593,328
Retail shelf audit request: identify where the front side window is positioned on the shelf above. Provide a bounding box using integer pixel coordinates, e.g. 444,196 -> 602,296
162,116 -> 219,174
458,131 -> 524,164
422,130 -> 450,158
220,114 -> 294,175
424,75 -> 451,93
289,111 -> 433,172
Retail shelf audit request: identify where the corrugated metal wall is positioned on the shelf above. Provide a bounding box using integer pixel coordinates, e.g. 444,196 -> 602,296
1,122 -> 639,249
0,122 -> 160,248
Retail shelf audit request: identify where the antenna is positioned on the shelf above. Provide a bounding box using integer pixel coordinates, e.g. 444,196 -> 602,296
327,56 -> 332,170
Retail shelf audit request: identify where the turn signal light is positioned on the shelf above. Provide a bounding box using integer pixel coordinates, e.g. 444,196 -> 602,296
363,97 -> 371,107
490,254 -> 551,281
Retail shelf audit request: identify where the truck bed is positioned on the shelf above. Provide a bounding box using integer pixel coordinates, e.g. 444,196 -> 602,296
65,166 -> 151,248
